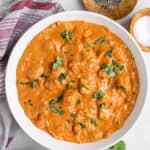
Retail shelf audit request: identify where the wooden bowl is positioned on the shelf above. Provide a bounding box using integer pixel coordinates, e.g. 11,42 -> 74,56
83,0 -> 137,20
130,8 -> 150,52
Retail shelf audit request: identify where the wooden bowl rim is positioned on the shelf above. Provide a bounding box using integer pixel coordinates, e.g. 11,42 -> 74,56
130,8 -> 150,52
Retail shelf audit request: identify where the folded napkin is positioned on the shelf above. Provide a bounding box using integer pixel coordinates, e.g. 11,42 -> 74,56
0,0 -> 63,149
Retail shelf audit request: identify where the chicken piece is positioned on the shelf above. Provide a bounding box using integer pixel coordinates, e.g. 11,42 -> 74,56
83,29 -> 92,38
98,73 -> 111,91
116,72 -> 131,92
79,77 -> 97,95
27,64 -> 44,80
81,49 -> 96,61
44,78 -> 63,97
49,39 -> 62,52
99,108 -> 113,120
62,90 -> 79,112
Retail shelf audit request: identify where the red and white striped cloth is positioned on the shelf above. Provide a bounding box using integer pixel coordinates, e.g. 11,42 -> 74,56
0,1 -> 63,149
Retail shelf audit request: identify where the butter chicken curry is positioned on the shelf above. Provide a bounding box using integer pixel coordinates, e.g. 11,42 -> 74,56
16,21 -> 139,143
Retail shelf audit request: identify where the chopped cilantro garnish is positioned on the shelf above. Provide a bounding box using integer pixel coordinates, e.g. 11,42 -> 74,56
31,79 -> 39,88
119,65 -> 124,71
64,49 -> 72,55
66,119 -> 71,124
81,84 -> 89,90
65,80 -> 75,89
86,41 -> 95,47
105,48 -> 114,57
52,56 -> 63,70
49,98 -> 65,115
58,73 -> 67,84
101,59 -> 124,78
40,73 -> 48,78
112,59 -> 124,71
59,110 -> 65,115
119,86 -> 126,91
86,36 -> 106,47
91,118 -> 97,126
49,99 -> 58,113
20,81 -> 30,85
101,64 -> 117,78
94,36 -> 106,44
61,30 -> 71,42
77,99 -> 81,104
70,113 -> 77,118
20,80 -> 39,88
80,123 -> 86,128
93,91 -> 105,100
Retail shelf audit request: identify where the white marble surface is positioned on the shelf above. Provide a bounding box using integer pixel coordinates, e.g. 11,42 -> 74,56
60,0 -> 150,150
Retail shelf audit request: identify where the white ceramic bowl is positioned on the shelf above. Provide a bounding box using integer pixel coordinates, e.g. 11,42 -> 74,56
5,11 -> 148,150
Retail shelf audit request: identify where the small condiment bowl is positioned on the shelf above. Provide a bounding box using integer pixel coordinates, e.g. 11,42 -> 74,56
130,8 -> 150,52
83,0 -> 137,20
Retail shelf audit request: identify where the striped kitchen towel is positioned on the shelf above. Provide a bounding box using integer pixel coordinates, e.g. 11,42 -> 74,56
0,1 -> 63,149
0,0 -> 63,95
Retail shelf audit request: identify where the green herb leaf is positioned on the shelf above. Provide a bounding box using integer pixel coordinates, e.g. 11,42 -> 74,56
119,86 -> 126,91
91,118 -> 97,126
101,64 -> 117,78
40,73 -> 48,78
101,64 -> 111,72
61,30 -> 71,42
107,69 -> 116,78
86,36 -> 106,47
77,99 -> 81,104
59,110 -> 65,115
105,48 -> 114,57
49,99 -> 58,113
66,119 -> 71,124
64,49 -> 72,55
70,113 -> 77,118
112,59 -> 124,71
93,91 -> 105,100
80,123 -> 86,128
27,99 -> 33,106
119,65 -> 124,71
86,41 -> 94,47
100,102 -> 106,108
52,63 -> 59,70
58,73 -> 68,84
94,36 -> 106,44
49,99 -> 65,114
108,140 -> 126,150
112,59 -> 120,68
52,56 -> 63,70
65,80 -> 75,89
20,81 -> 30,85
81,84 -> 89,90
56,57 -> 63,65
31,79 -> 39,88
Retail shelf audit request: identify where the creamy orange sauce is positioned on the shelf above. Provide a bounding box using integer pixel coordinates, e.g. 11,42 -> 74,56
16,21 -> 139,143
